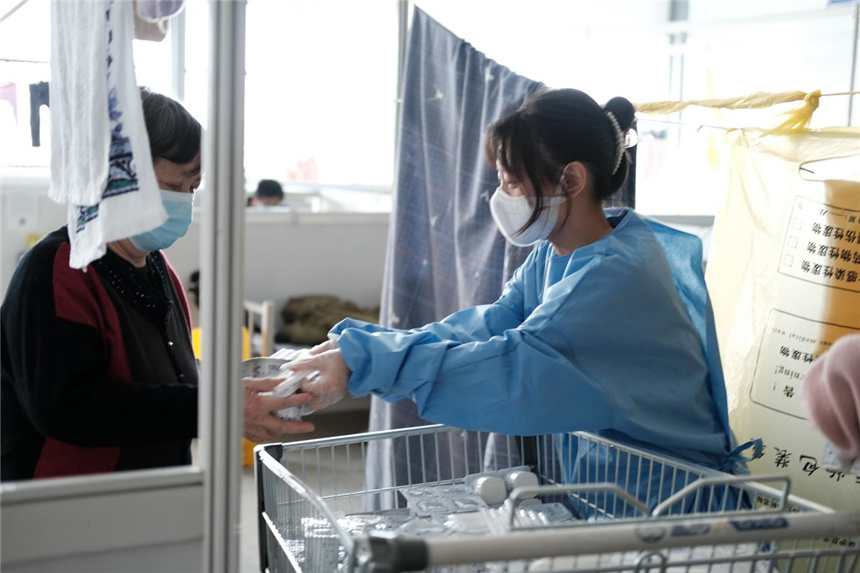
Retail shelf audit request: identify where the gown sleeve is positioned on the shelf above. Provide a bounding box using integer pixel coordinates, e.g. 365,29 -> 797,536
336,256 -> 624,436
336,228 -> 728,462
330,250 -> 531,343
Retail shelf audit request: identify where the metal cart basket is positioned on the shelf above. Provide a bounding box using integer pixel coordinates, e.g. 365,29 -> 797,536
256,425 -> 860,572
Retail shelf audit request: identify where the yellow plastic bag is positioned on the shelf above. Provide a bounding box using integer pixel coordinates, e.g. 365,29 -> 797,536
707,128 -> 860,517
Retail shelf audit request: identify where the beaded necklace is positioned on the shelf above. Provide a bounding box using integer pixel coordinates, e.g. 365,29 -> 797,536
93,250 -> 172,324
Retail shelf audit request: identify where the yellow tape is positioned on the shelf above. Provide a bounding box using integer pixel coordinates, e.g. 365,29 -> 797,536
635,89 -> 829,133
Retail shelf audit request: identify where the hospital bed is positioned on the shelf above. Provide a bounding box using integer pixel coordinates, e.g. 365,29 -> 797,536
255,425 -> 860,572
245,300 -> 277,358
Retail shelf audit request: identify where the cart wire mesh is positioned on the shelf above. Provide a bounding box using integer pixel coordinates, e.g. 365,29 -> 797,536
256,425 -> 860,573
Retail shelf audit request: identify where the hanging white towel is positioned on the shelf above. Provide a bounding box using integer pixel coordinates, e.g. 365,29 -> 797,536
49,0 -> 110,206
51,0 -> 166,269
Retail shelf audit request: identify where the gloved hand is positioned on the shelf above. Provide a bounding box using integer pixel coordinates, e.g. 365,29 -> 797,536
243,378 -> 315,442
803,334 -> 860,462
289,348 -> 351,412
308,338 -> 338,356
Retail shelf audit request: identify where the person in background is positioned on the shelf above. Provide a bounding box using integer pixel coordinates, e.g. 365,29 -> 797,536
289,89 -> 755,511
249,178 -> 284,207
803,334 -> 860,466
1,89 -> 311,482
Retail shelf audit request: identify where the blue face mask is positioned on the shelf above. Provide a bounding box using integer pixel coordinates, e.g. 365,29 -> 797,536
130,190 -> 194,252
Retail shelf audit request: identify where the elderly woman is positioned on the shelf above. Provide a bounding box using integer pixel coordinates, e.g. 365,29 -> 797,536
1,89 -> 311,481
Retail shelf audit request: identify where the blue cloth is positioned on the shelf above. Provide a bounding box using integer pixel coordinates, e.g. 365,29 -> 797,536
333,210 -> 750,496
366,7 -> 543,501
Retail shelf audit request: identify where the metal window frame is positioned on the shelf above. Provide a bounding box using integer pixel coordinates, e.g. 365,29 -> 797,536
1,2 -> 245,571
849,2 -> 859,126
198,1 -> 247,572
170,9 -> 186,102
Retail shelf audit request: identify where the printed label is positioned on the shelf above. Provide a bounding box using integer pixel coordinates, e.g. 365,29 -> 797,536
751,310 -> 858,418
779,197 -> 860,292
671,523 -> 711,537
730,517 -> 789,532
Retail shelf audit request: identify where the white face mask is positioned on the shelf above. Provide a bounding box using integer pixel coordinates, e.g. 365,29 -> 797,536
489,187 -> 567,247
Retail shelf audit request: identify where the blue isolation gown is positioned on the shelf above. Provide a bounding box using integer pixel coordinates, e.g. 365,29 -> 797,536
331,209 -> 754,514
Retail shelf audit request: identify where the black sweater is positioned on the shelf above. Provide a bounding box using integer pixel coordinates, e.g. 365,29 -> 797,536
1,228 -> 198,481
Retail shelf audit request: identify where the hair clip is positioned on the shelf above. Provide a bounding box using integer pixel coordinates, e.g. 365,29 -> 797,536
605,111 -> 625,175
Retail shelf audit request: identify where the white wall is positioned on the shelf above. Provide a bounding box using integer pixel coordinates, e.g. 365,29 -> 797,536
165,210 -> 389,324
0,173 -> 67,300
0,177 -> 390,320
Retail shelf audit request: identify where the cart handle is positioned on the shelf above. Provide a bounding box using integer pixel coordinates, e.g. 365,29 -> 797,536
410,511 -> 860,568
507,483 -> 650,528
651,474 -> 791,517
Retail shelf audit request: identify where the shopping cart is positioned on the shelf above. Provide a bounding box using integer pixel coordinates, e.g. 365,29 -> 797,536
255,425 -> 860,572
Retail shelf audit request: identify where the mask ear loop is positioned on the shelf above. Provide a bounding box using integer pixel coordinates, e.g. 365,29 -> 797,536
558,162 -> 574,196
553,163 -> 575,232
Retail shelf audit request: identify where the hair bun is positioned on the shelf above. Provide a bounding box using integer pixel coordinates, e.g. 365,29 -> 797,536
604,97 -> 636,132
